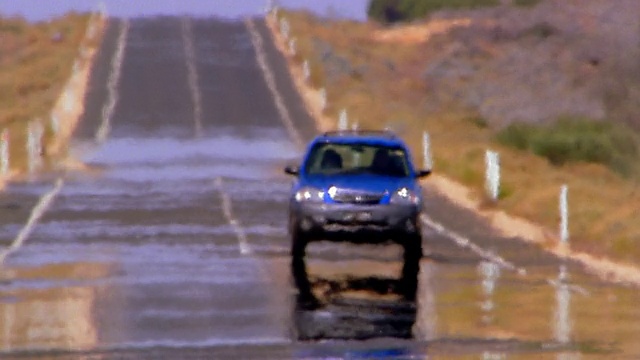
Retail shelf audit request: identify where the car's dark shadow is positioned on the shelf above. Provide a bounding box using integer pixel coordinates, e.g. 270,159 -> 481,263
291,253 -> 420,341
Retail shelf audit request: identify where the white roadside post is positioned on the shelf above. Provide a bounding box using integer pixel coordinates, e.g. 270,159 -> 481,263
478,261 -> 500,325
422,131 -> 433,170
302,60 -> 310,83
85,15 -> 97,40
288,38 -> 297,56
560,184 -> 569,247
280,18 -> 290,40
1,129 -> 9,176
265,0 -> 275,14
72,59 -> 80,74
319,88 -> 327,111
338,109 -> 348,130
98,2 -> 107,19
27,121 -> 44,174
554,265 -> 571,344
353,123 -> 361,164
63,86 -> 74,113
485,150 -> 500,201
50,114 -> 60,135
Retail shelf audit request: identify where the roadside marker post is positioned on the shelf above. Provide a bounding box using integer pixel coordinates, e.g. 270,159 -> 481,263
98,2 -> 107,19
485,150 -> 500,201
50,114 -> 60,135
422,131 -> 433,170
338,109 -> 348,130
72,59 -> 81,74
280,18 -> 290,40
319,88 -> 327,111
27,121 -> 44,174
478,261 -> 500,325
265,0 -> 275,15
302,60 -> 310,83
288,38 -> 297,56
560,185 -> 569,247
1,129 -> 9,176
554,265 -> 571,343
63,87 -> 74,113
85,18 -> 97,40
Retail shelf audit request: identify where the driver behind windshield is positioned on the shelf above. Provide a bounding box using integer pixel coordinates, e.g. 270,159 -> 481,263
370,148 -> 406,177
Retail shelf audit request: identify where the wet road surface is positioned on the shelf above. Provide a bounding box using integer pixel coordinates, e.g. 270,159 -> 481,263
0,16 -> 639,359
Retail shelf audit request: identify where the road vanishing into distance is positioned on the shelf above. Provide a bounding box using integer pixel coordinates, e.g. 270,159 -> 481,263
0,14 -> 640,359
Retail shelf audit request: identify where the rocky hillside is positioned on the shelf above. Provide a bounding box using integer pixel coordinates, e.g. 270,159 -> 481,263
402,0 -> 640,128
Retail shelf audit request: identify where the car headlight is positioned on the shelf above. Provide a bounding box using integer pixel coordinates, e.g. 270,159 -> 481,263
294,187 -> 325,203
390,187 -> 420,205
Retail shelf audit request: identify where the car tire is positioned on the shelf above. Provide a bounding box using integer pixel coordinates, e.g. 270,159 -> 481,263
402,233 -> 423,261
291,228 -> 309,259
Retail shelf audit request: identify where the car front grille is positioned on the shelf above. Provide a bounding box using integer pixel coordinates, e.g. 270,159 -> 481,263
331,189 -> 385,205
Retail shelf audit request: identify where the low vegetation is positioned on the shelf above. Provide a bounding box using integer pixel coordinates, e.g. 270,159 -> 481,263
0,13 -> 93,171
367,0 -> 542,23
368,0 -> 499,23
497,118 -> 640,177
275,2 -> 640,264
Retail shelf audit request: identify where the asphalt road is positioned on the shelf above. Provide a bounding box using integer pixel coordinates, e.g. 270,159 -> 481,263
0,16 -> 639,359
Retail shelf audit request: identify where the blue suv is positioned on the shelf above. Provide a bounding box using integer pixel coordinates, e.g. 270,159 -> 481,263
284,130 -> 431,259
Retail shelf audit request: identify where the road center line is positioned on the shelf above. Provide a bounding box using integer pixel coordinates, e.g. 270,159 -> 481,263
0,178 -> 64,265
245,18 -> 304,149
214,177 -> 251,255
181,17 -> 203,138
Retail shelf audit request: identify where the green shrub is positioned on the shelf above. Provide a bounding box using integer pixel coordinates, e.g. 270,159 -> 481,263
368,0 -> 403,23
0,18 -> 26,35
368,0 -> 499,23
521,22 -> 556,39
513,0 -> 542,7
496,117 -> 640,176
464,115 -> 489,129
498,182 -> 514,200
496,122 -> 530,150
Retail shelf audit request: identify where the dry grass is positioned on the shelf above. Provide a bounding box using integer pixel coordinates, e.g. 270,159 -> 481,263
277,9 -> 640,265
0,13 -> 92,172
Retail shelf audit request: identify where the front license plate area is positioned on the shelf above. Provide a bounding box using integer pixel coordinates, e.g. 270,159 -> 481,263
355,211 -> 372,221
340,211 -> 373,223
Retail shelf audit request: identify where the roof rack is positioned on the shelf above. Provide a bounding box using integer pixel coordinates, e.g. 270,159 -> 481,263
322,129 -> 397,138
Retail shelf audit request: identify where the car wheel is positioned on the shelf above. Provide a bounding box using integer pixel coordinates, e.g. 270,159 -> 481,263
291,228 -> 309,259
402,233 -> 423,261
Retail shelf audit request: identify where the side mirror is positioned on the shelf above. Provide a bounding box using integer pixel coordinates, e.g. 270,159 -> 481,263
284,165 -> 300,176
415,169 -> 431,178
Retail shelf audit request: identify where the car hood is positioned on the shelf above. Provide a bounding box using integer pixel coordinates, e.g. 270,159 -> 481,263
302,174 -> 417,193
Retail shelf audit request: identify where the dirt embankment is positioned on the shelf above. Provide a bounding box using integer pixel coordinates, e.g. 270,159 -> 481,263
412,0 -> 640,128
0,13 -> 106,191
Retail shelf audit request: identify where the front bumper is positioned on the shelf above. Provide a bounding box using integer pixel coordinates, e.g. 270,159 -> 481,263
290,202 -> 421,241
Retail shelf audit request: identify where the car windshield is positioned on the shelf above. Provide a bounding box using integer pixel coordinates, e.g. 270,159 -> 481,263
305,142 -> 411,177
